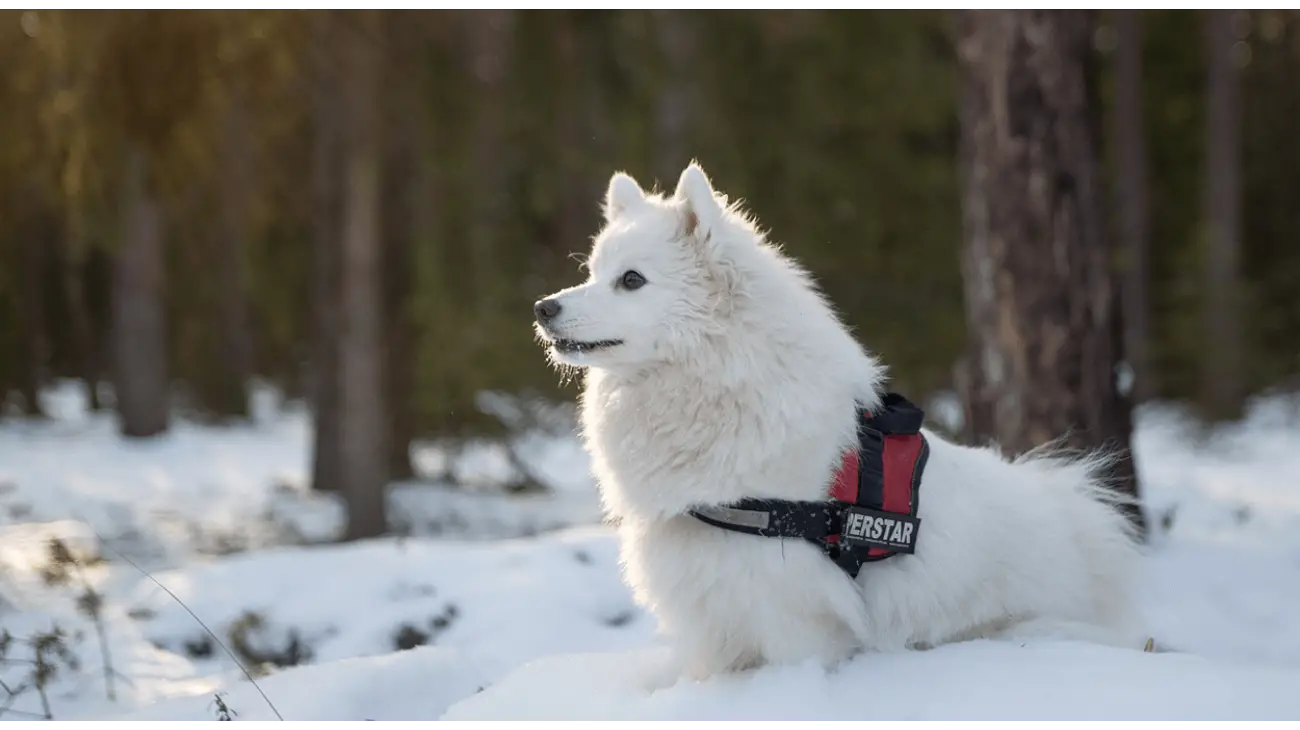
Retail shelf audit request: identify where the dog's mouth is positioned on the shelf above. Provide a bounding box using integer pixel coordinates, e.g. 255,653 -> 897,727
549,337 -> 623,354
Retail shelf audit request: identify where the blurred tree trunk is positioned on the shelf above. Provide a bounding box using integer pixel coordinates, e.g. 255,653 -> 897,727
1114,10 -> 1152,403
653,10 -> 697,185
465,10 -> 514,311
1202,10 -> 1244,421
112,146 -> 169,438
61,210 -> 102,411
547,13 -> 613,277
382,12 -> 419,482
552,14 -> 590,255
309,11 -> 344,493
338,9 -> 390,540
214,91 -> 254,419
955,10 -> 1146,536
16,194 -> 49,417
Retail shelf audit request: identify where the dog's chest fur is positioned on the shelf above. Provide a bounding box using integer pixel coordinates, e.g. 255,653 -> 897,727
580,367 -> 859,521
577,366 -> 882,676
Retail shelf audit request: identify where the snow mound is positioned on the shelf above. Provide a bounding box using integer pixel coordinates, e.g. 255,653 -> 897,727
121,527 -> 650,674
0,380 -> 600,568
103,645 -> 484,721
444,642 -> 1300,721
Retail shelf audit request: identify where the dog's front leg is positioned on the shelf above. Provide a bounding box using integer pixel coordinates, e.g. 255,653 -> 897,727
667,627 -> 764,682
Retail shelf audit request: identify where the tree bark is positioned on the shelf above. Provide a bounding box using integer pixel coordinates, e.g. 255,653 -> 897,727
1113,10 -> 1153,403
382,13 -> 419,482
653,10 -> 697,186
464,10 -> 514,310
61,210 -> 102,411
338,9 -> 390,540
17,195 -> 49,417
309,11 -> 344,493
214,91 -> 255,419
552,13 -> 590,256
956,10 -> 1145,535
112,147 -> 169,438
1202,10 -> 1244,421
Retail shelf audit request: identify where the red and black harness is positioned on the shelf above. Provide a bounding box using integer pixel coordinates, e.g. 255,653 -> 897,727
688,392 -> 930,579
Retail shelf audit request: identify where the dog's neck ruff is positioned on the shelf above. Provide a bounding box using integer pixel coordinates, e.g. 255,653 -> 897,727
688,392 -> 930,579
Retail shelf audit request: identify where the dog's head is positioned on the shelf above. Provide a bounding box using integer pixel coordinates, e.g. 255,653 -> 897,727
534,162 -> 750,373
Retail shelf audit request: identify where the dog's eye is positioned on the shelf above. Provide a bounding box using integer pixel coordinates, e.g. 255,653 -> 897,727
620,270 -> 647,291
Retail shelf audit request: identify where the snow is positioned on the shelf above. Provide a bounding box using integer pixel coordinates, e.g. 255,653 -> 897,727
0,379 -> 1297,720
0,381 -> 601,568
81,528 -> 651,721
113,528 -> 648,683
444,643 -> 1300,720
115,645 -> 486,721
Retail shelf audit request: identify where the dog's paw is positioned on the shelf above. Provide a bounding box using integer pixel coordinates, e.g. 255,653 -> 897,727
643,663 -> 685,692
676,648 -> 763,683
821,647 -> 866,675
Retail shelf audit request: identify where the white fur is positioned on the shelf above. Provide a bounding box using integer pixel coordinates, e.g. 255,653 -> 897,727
535,162 -> 1145,681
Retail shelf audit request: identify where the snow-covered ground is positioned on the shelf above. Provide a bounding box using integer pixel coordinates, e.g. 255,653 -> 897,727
0,383 -> 601,566
0,380 -> 1298,720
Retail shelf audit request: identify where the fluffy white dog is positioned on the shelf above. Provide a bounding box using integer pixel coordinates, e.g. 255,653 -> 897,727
534,162 -> 1144,681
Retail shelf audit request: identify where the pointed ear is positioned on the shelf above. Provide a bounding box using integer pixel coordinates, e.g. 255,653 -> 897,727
605,172 -> 646,222
674,161 -> 724,237
674,162 -> 740,305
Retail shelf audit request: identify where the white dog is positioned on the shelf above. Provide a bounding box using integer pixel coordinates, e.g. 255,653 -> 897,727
534,162 -> 1144,681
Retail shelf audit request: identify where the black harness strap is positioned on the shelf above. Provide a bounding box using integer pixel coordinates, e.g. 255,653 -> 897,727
855,392 -> 926,512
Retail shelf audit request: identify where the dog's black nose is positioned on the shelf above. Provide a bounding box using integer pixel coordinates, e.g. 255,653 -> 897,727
534,298 -> 561,322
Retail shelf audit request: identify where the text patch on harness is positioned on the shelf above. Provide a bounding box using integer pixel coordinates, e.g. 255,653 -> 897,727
840,507 -> 919,553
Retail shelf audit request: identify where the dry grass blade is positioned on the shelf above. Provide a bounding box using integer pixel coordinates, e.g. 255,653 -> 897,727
107,549 -> 284,720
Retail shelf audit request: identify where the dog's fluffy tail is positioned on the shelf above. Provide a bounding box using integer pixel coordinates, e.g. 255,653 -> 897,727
1014,437 -> 1143,520
1013,438 -> 1146,639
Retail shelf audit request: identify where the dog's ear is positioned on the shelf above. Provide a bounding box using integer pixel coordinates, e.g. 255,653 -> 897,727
605,172 -> 646,222
675,162 -> 741,307
674,161 -> 724,239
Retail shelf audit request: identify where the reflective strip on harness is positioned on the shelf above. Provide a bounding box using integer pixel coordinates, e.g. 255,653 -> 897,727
688,392 -> 929,579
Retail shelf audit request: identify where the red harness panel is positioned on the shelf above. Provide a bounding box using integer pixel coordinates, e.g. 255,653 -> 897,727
830,449 -> 860,503
828,421 -> 925,558
871,433 -> 925,557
